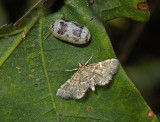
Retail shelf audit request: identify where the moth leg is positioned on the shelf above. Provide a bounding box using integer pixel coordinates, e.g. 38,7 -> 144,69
65,68 -> 78,71
43,30 -> 51,42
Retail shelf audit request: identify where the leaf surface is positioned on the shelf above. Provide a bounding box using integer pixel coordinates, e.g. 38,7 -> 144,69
89,0 -> 150,21
0,0 -> 157,121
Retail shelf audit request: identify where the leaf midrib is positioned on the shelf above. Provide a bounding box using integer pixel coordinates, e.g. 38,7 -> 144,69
39,17 -> 59,122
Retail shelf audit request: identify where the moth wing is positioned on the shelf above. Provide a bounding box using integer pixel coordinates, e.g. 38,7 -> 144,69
56,70 -> 90,99
86,59 -> 119,86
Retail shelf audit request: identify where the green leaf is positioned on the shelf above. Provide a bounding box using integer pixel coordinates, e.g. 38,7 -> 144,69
90,0 -> 150,21
0,0 -> 157,121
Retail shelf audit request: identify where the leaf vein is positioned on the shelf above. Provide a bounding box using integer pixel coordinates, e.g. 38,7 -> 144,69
39,17 -> 59,122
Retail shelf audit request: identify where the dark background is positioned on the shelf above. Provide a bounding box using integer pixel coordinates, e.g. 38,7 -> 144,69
0,0 -> 159,119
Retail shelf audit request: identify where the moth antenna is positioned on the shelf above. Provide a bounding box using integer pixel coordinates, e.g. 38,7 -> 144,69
85,55 -> 93,65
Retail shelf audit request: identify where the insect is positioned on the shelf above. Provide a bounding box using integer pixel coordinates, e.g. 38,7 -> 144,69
50,19 -> 91,44
56,57 -> 119,99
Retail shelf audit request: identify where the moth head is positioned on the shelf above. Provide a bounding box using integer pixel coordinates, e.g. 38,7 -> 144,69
78,63 -> 84,68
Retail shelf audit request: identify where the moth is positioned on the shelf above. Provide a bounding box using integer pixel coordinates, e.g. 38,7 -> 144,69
56,58 -> 119,99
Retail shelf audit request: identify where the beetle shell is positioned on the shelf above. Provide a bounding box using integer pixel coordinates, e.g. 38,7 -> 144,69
51,19 -> 91,44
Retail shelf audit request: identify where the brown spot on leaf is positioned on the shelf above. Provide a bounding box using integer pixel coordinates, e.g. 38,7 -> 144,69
88,106 -> 92,111
147,109 -> 154,118
137,2 -> 149,11
35,83 -> 39,87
